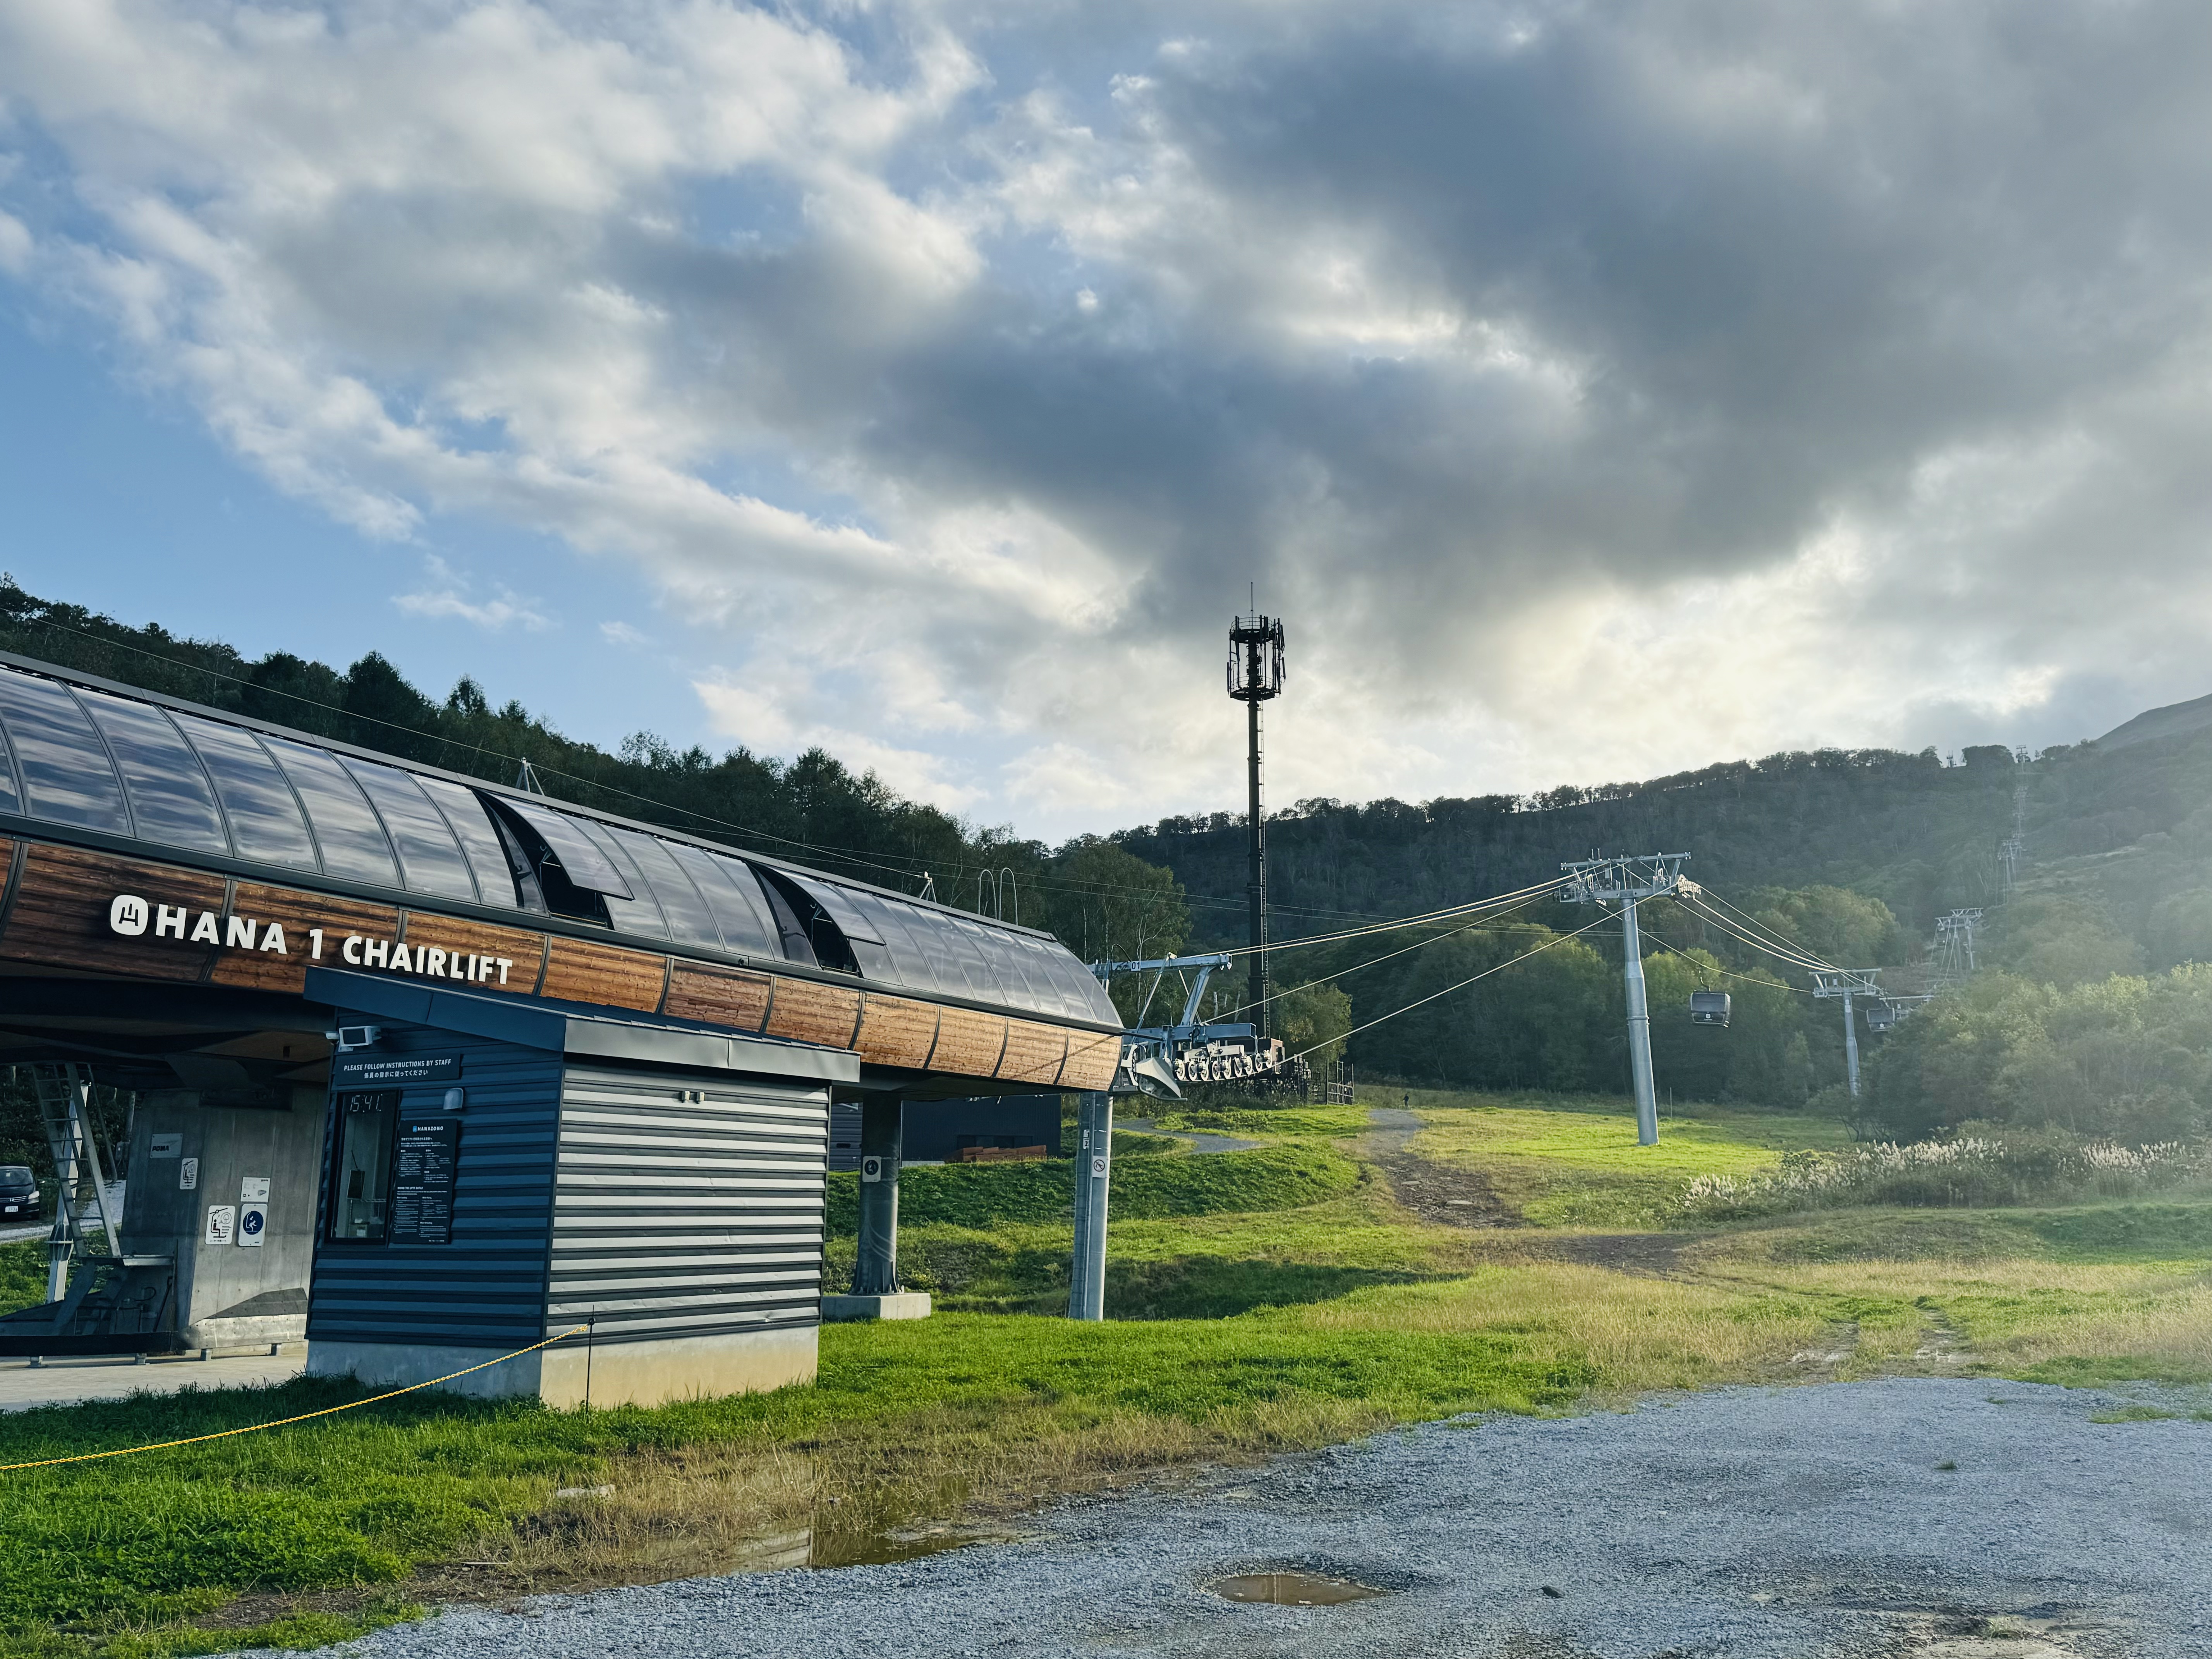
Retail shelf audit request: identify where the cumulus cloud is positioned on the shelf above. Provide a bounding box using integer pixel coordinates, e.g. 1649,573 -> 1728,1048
394,555 -> 550,631
4,0 -> 2212,833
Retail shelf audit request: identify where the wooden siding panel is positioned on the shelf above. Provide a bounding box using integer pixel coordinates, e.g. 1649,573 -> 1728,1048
931,1006 -> 1009,1080
542,937 -> 666,1011
210,884 -> 402,994
1058,1028 -> 1120,1091
0,843 -> 226,981
663,963 -> 772,1032
853,994 -> 938,1070
764,977 -> 862,1049
996,1019 -> 1068,1085
394,913 -> 548,996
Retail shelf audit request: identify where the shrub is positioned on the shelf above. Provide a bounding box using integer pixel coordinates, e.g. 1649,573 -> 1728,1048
1674,1133 -> 2205,1222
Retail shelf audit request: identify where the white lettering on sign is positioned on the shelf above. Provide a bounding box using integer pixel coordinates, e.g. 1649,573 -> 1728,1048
108,894 -> 520,991
111,898 -> 293,955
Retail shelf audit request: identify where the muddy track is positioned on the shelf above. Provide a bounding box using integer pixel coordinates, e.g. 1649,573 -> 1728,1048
1357,1106 -> 1521,1228
1357,1108 -> 1700,1277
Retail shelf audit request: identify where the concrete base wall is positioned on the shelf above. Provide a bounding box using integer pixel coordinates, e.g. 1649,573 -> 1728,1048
308,1324 -> 818,1409
181,1313 -> 308,1350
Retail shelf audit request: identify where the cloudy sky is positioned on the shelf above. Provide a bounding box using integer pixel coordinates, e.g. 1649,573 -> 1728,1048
3,0 -> 2210,840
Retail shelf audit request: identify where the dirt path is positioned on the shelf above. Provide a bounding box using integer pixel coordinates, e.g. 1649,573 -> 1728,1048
1356,1105 -> 1521,1227
1357,1107 -> 1702,1275
1116,1119 -> 1262,1154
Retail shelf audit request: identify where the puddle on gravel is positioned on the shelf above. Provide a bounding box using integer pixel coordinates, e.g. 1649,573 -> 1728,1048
813,1524 -> 1012,1569
1209,1572 -> 1388,1606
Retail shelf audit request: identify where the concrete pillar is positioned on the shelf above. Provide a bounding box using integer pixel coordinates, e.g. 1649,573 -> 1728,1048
849,1094 -> 902,1296
1068,1091 -> 1112,1320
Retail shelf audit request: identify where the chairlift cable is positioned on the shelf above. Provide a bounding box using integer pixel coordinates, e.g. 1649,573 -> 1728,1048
1206,893 -> 1551,1022
1686,887 -> 1849,973
1678,895 -> 1840,974
1217,873 -> 1569,959
1278,910 -> 1618,1065
1642,935 -> 1818,996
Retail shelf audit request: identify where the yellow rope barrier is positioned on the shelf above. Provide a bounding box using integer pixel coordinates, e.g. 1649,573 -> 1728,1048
0,1325 -> 590,1472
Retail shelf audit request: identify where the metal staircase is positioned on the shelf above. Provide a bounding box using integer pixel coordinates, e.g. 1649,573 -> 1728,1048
26,1063 -> 121,1301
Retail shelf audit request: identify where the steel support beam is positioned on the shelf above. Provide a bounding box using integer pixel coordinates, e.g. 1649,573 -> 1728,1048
1068,1091 -> 1113,1320
849,1094 -> 903,1297
1620,897 -> 1659,1146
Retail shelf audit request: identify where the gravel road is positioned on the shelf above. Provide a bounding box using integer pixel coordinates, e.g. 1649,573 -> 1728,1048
298,1377 -> 2212,1659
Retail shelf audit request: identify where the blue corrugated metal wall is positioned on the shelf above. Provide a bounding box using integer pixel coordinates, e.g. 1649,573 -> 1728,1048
551,1067 -> 827,1343
307,1020 -> 563,1350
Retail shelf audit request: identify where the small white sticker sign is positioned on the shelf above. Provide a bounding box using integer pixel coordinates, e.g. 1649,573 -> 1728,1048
150,1133 -> 182,1160
1090,1155 -> 1108,1177
179,1157 -> 199,1191
237,1204 -> 267,1246
240,1176 -> 270,1203
204,1204 -> 236,1245
859,1154 -> 885,1184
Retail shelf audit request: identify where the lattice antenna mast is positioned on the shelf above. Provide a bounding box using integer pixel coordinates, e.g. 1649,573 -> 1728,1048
1558,853 -> 1692,1146
1812,970 -> 1883,1096
1228,611 -> 1287,1038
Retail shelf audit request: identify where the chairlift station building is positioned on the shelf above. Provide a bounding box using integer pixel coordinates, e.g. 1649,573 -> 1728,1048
0,652 -> 1121,1405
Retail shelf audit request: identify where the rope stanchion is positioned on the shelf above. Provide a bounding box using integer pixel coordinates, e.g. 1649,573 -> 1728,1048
0,1324 -> 591,1473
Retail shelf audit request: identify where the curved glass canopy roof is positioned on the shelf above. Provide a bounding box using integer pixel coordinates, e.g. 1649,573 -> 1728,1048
0,658 -> 1118,1029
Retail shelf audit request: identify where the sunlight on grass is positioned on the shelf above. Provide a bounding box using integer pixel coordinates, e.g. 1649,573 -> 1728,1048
1400,1094 -> 1821,1226
5,1085 -> 2207,1657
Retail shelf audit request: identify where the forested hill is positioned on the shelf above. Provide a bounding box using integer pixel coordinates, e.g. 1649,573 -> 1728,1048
0,577 -> 1196,967
1118,729 -> 2212,950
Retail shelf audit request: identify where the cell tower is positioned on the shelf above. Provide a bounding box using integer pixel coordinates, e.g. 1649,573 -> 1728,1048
1559,853 -> 1691,1145
1228,610 -> 1287,1034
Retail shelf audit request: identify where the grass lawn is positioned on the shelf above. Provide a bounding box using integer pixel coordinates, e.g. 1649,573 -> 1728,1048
1400,1087 -> 1850,1226
2,1085 -> 2207,1658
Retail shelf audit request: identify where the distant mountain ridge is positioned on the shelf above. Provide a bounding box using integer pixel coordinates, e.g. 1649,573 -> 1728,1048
2096,691 -> 2212,753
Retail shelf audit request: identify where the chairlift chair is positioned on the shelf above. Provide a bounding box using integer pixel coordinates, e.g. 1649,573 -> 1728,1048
1688,990 -> 1731,1028
1864,999 -> 1898,1033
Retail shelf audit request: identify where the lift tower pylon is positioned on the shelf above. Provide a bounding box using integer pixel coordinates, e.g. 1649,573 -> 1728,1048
1812,970 -> 1883,1096
1560,854 -> 1692,1146
1228,612 -> 1286,1035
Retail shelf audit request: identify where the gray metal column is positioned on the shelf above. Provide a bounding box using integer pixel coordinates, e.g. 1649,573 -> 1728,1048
1068,1091 -> 1113,1320
1620,899 -> 1659,1146
1842,990 -> 1862,1097
849,1094 -> 903,1297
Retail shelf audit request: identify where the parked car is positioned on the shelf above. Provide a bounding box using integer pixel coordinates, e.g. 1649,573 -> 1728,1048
0,1165 -> 43,1223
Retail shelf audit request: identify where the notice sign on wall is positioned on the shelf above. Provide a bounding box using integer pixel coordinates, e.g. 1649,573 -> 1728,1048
204,1205 -> 236,1245
389,1119 -> 461,1245
334,1053 -> 460,1089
